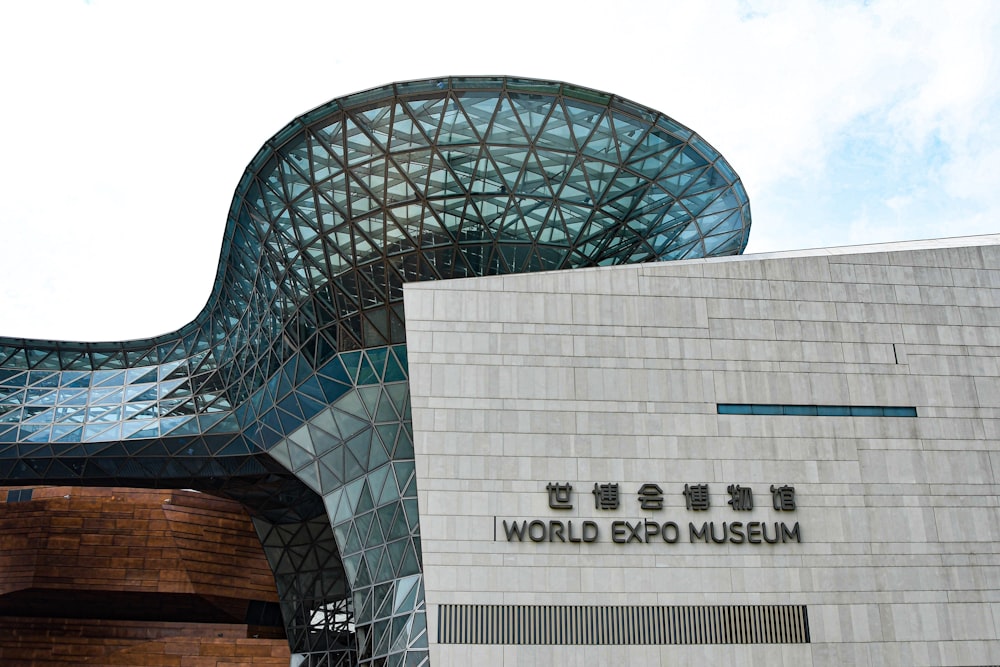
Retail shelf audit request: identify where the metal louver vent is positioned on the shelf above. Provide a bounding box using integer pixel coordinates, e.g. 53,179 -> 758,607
438,604 -> 810,645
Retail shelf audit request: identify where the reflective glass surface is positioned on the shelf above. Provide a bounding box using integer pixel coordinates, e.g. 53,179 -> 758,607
0,77 -> 750,667
717,404 -> 917,417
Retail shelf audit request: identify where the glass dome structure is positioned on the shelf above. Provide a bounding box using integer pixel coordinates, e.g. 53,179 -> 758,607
0,76 -> 750,666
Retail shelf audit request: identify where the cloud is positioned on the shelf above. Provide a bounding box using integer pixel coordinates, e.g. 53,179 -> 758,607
725,0 -> 1000,252
0,0 -> 998,338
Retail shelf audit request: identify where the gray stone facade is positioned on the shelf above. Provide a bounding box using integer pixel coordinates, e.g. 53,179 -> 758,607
405,235 -> 1000,666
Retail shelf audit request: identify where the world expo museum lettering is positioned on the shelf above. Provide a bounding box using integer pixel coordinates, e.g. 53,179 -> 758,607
497,482 -> 801,545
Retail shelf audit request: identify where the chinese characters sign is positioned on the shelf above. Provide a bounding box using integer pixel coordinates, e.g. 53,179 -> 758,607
501,482 -> 801,545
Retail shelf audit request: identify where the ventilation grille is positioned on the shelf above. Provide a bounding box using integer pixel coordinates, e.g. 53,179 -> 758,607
438,604 -> 809,645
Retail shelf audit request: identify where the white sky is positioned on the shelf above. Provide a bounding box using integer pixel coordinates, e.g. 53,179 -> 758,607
1,0 -> 998,342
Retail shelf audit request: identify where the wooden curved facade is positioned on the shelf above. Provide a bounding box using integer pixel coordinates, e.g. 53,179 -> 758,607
0,486 -> 291,666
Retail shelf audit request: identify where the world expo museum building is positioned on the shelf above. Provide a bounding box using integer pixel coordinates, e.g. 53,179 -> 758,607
0,77 -> 751,666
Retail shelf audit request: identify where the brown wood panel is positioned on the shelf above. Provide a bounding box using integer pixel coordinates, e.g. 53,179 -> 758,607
0,487 -> 291,666
0,486 -> 279,604
0,617 -> 290,666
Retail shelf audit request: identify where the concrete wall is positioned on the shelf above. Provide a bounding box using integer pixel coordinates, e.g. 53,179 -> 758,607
404,235 -> 1000,666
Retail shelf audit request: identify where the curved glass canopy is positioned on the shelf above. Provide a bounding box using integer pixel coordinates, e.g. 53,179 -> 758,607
0,76 -> 750,666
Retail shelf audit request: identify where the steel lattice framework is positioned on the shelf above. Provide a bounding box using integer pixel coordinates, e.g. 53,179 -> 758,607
0,77 -> 750,666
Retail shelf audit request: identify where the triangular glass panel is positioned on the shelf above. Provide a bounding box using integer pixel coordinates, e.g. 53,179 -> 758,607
374,547 -> 396,583
658,166 -> 709,197
454,91 -> 499,137
295,461 -> 321,492
609,111 -> 649,159
344,115 -> 381,166
344,521 -> 364,555
508,92 -> 552,144
703,229 -> 743,255
343,476 -> 366,515
556,161 -> 593,205
484,96 -> 528,145
403,96 -> 447,143
398,540 -> 421,578
534,100 -> 574,152
368,434 -> 390,472
437,96 -> 481,145
366,465 -> 391,507
562,100 -> 606,148
662,144 -> 708,177
386,104 -> 425,153
355,478 -> 374,514
358,106 -> 392,151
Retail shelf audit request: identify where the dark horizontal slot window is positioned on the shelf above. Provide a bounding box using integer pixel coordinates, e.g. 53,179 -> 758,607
718,404 -> 917,417
6,488 -> 32,502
